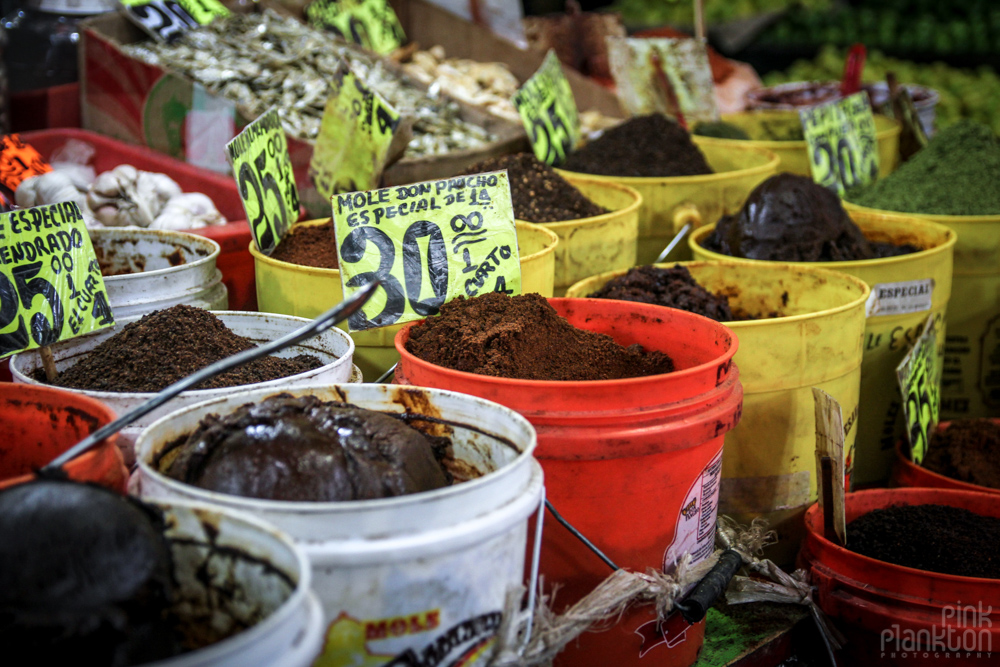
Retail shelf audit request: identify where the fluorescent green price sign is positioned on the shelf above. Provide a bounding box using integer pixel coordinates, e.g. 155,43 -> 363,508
511,50 -> 581,166
896,314 -> 941,464
305,0 -> 405,55
0,202 -> 115,359
226,108 -> 300,256
119,0 -> 229,42
310,64 -> 401,201
800,92 -> 879,195
332,171 -> 521,331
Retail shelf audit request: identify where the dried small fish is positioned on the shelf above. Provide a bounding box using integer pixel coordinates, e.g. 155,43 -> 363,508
123,11 -> 496,158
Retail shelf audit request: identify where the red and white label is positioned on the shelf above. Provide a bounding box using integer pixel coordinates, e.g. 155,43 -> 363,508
663,447 -> 723,572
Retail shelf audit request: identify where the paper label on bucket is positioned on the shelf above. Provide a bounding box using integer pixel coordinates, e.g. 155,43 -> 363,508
226,107 -> 300,256
800,92 -> 879,195
305,0 -> 405,55
511,50 -> 580,166
120,0 -> 229,43
0,202 -> 115,359
310,63 -> 402,202
663,448 -> 723,572
332,171 -> 521,332
866,278 -> 934,317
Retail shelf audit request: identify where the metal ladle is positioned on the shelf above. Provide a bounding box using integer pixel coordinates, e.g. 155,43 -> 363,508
42,280 -> 380,473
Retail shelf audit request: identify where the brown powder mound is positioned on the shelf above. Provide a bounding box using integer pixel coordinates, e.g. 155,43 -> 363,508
464,153 -> 607,223
269,221 -> 339,269
404,292 -> 673,381
704,174 -> 918,262
848,504 -> 1000,579
46,305 -> 324,393
562,114 -> 713,178
922,419 -> 1000,489
588,265 -> 734,322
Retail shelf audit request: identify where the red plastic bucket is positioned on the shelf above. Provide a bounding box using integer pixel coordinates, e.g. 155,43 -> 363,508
395,298 -> 742,666
0,382 -> 126,492
802,488 -> 1000,665
891,420 -> 1000,495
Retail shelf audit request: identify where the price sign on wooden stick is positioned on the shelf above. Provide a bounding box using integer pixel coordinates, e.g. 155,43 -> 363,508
0,203 -> 115,375
800,92 -> 879,195
814,387 -> 848,546
896,314 -> 940,464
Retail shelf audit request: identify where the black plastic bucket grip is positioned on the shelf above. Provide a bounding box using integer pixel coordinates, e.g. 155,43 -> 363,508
675,549 -> 744,624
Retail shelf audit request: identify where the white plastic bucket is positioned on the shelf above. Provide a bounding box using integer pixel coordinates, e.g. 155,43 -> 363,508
11,312 -> 361,463
150,499 -> 324,667
133,383 -> 544,667
91,228 -> 229,318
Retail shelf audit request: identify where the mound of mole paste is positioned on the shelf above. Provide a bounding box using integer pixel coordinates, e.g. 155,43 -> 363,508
404,292 -> 674,380
922,419 -> 1000,489
0,480 -> 179,666
562,114 -> 713,178
704,173 -> 917,261
588,265 -> 734,322
163,394 -> 451,502
45,305 -> 324,393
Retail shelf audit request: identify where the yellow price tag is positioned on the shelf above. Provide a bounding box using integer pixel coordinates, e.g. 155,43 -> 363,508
119,0 -> 229,42
800,92 -> 879,195
332,171 -> 521,331
309,64 -> 401,201
226,108 -> 300,256
511,50 -> 580,166
0,202 -> 115,359
896,314 -> 941,464
305,0 -> 405,55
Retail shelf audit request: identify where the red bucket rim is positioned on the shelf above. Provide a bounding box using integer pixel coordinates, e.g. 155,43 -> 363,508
894,419 -> 1000,495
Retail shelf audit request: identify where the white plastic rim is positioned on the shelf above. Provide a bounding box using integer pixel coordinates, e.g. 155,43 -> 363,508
11,312 -> 358,452
91,228 -> 228,316
144,499 -> 323,667
133,383 -> 539,542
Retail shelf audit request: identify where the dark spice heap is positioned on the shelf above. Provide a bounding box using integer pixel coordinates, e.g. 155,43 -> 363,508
848,504 -> 1000,579
163,394 -> 451,502
47,305 -> 323,393
704,173 -> 918,261
269,221 -> 339,269
588,265 -> 734,322
846,120 -> 1000,216
923,419 -> 1000,489
464,153 -> 607,223
562,114 -> 714,178
405,292 -> 674,381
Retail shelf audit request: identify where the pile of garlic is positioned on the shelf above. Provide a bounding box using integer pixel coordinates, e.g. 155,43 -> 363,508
17,164 -> 227,230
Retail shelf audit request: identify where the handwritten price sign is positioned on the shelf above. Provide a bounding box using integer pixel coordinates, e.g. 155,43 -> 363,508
0,203 -> 114,358
511,50 -> 580,166
310,64 -> 401,202
119,0 -> 229,42
896,314 -> 941,464
305,0 -> 405,55
0,135 -> 51,200
800,92 -> 879,195
227,108 -> 300,255
333,171 -> 521,331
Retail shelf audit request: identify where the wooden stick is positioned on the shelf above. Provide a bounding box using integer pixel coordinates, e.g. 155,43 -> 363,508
39,345 -> 58,382
820,456 -> 841,546
694,0 -> 706,43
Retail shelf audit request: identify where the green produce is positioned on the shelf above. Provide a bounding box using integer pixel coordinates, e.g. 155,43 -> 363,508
692,121 -> 751,140
846,120 -> 1000,216
612,0 -> 828,28
765,46 -> 1000,134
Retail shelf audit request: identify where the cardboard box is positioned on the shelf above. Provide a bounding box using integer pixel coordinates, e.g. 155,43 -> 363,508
389,0 -> 624,118
80,11 -> 528,217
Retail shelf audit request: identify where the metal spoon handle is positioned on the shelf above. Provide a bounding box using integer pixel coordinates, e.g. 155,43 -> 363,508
43,280 -> 380,472
655,223 -> 691,265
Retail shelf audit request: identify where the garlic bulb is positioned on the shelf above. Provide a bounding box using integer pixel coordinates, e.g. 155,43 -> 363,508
16,172 -> 82,209
86,165 -> 183,228
149,193 -> 226,230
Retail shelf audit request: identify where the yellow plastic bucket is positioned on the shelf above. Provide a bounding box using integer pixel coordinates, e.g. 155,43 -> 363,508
691,210 -> 956,487
251,219 -> 559,379
844,202 -> 1000,420
567,261 -> 869,562
557,142 -> 780,265
526,176 -> 640,296
693,110 -> 901,178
